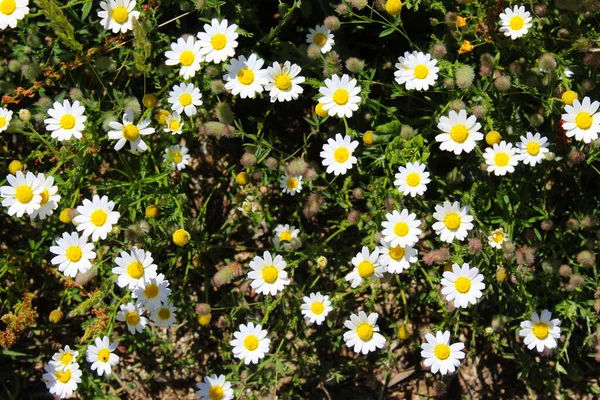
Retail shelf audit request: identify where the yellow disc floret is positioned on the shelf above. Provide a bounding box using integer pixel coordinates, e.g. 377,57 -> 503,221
173,229 -> 191,246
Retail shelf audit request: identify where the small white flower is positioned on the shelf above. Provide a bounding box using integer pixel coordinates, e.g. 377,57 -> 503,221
394,50 -> 419,79
112,246 -> 158,290
50,345 -> 79,372
436,110 -> 483,155
320,133 -> 359,176
395,51 -> 439,91
30,173 -> 60,220
273,224 -> 299,250
343,311 -> 386,355
73,195 -> 120,242
107,110 -> 155,153
133,273 -> 171,311
0,0 -> 29,31
116,302 -> 148,334
44,100 -> 86,141
230,322 -> 270,364
318,74 -> 361,118
265,61 -> 305,102
488,228 -> 507,249
86,336 -> 119,376
421,331 -> 465,375
0,171 -> 43,217
196,374 -> 234,400
151,301 -> 177,327
561,96 -> 600,144
164,36 -> 203,80
164,144 -> 190,171
381,209 -> 422,248
42,362 -> 82,399
49,232 -> 96,277
432,201 -> 474,243
167,82 -> 203,117
394,161 -> 431,197
197,18 -> 239,64
301,292 -> 333,325
519,310 -> 562,353
483,141 -> 519,176
377,240 -> 417,274
0,108 -> 13,132
224,54 -> 268,99
498,5 -> 533,40
98,0 -> 140,34
440,263 -> 485,308
248,251 -> 290,296
517,132 -> 549,166
345,246 -> 385,288
280,174 -> 303,195
306,24 -> 334,54
163,112 -> 183,135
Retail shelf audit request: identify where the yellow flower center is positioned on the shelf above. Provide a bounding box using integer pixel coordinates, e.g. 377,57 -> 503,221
405,172 -> 420,187
486,131 -> 501,145
16,185 -> 33,204
127,261 -> 144,279
0,0 -> 16,15
275,74 -> 292,90
363,130 -> 374,145
179,93 -> 193,107
279,231 -> 292,242
455,276 -> 472,293
198,313 -> 211,326
261,265 -> 279,284
211,33 -> 227,50
389,245 -> 405,261
561,90 -> 577,106
0,116 -> 6,128
173,229 -> 190,246
144,283 -> 159,299
112,6 -> 129,24
311,301 -> 325,315
333,147 -> 349,163
385,0 -> 402,16
315,103 -> 328,118
575,112 -> 593,130
444,212 -> 461,230
332,89 -> 349,105
286,177 -> 298,189
526,142 -> 540,156
492,231 -> 504,243
509,16 -> 524,31
494,152 -> 509,167
59,114 -> 76,130
313,33 -> 327,46
237,68 -> 255,85
60,353 -> 73,365
357,260 -> 375,278
158,308 -> 171,320
243,334 -> 259,351
450,125 -> 468,143
172,151 -> 183,164
179,50 -> 195,67
356,323 -> 374,341
209,385 -> 225,400
90,209 -> 107,226
413,64 -> 429,79
97,348 -> 110,362
394,222 -> 409,237
169,120 -> 181,132
65,246 -> 83,262
40,189 -> 49,205
122,124 -> 140,141
532,322 -> 549,339
434,344 -> 450,360
126,311 -> 140,325
55,369 -> 72,384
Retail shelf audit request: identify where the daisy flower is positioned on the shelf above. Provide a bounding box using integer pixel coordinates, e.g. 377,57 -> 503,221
1,170 -> 43,217
0,0 -> 29,31
133,274 -> 171,311
561,96 -> 600,144
163,112 -> 183,135
44,100 -> 86,141
301,292 -> 333,325
248,251 -> 290,296
306,24 -> 334,54
483,141 -> 519,176
49,232 -> 96,277
280,174 -> 303,195
265,61 -> 305,102
50,345 -> 79,371
436,110 -> 483,155
432,201 -> 474,243
168,82 -> 203,117
394,161 -> 431,197
318,74 -> 361,118
164,144 -> 190,171
151,301 -> 177,327
42,362 -> 82,399
421,330 -> 465,375
86,336 -> 119,376
441,263 -> 485,308
98,0 -> 140,34
0,108 -> 13,132
223,54 -> 268,99
320,133 -> 359,176
345,246 -> 385,288
30,173 -> 60,220
107,110 -> 155,153
377,240 -> 417,274
343,311 -> 386,355
381,209 -> 422,248
519,310 -> 561,353
488,228 -> 507,249
116,302 -> 148,334
164,36 -> 203,80
73,195 -> 120,242
196,374 -> 234,400
395,52 -> 439,91
197,18 -> 239,64
498,5 -> 533,40
230,322 -> 270,365
517,132 -> 549,166
273,224 -> 299,250
112,246 -> 158,290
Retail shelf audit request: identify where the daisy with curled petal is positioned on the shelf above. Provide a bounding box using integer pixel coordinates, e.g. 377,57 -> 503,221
163,112 -> 183,135
73,195 -> 120,242
320,133 -> 359,176
98,0 -> 140,34
196,374 -> 234,400
488,228 -> 507,249
230,322 -> 270,365
164,144 -> 190,171
112,246 -> 158,290
394,50 -> 419,86
164,36 -> 203,80
421,330 -> 465,376
42,362 -> 82,399
133,274 -> 171,311
345,246 -> 385,288
0,108 -> 13,132
498,5 -> 533,40
306,24 -> 334,54
436,109 -> 483,155
0,0 -> 29,31
1,171 -> 43,217
301,292 -> 333,325
517,132 -> 549,166
432,201 -> 474,243
483,141 -> 519,176
394,161 -> 431,197
30,173 -> 60,220
116,302 -> 148,334
224,54 -> 269,99
519,310 -> 561,353
561,96 -> 600,144
381,209 -> 422,248
168,82 -> 203,117
197,18 -> 239,64
151,301 -> 177,327
397,52 -> 439,91
44,100 -> 86,141
280,174 -> 303,195
377,240 -> 417,274
440,263 -> 485,308
50,345 -> 79,372
107,110 -> 155,153
49,232 -> 96,277
343,311 -> 386,355
318,74 -> 361,118
265,61 -> 305,102
248,251 -> 290,296
273,224 -> 299,250
86,336 -> 119,376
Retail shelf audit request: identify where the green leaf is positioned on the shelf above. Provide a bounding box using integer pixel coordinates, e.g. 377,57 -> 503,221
82,1 -> 92,20
379,27 -> 395,37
